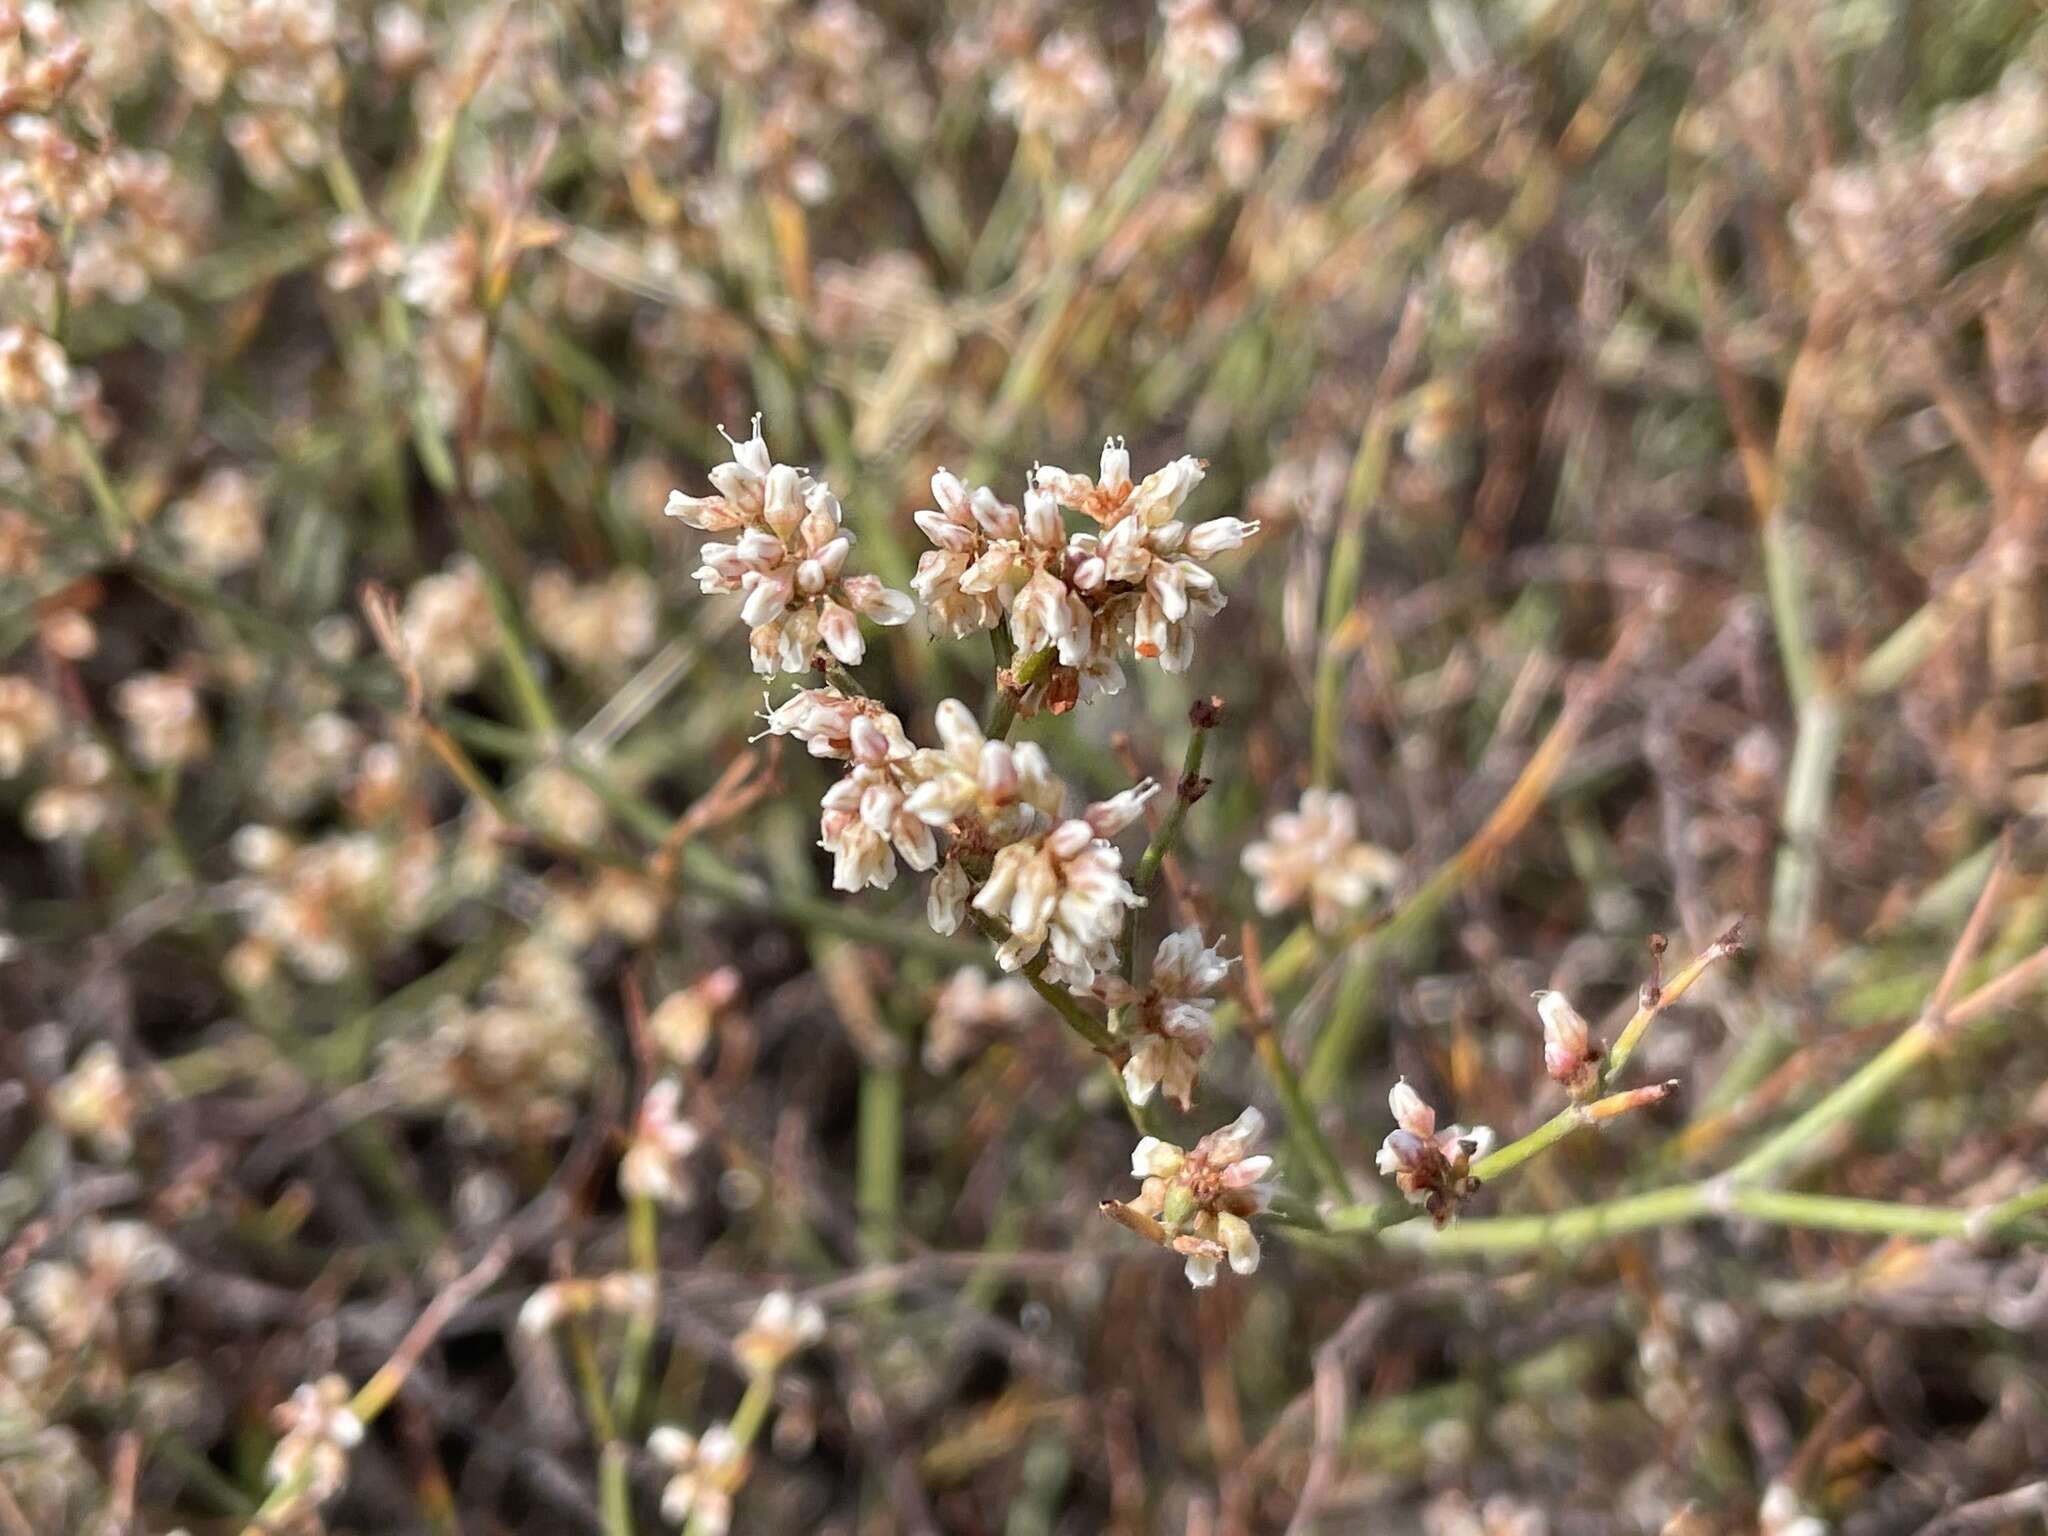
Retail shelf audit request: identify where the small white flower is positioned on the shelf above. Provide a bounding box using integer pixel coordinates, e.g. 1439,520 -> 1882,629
1097,927 -> 1230,1109
733,1290 -> 825,1377
619,1078 -> 703,1208
759,688 -> 913,761
650,1422 -> 744,1532
971,811 -> 1148,988
267,1375 -> 363,1511
817,714 -> 936,892
1124,1108 -> 1274,1287
1241,789 -> 1402,930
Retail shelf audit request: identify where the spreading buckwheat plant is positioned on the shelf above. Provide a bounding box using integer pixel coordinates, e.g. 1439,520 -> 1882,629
5,1 -> 2048,1533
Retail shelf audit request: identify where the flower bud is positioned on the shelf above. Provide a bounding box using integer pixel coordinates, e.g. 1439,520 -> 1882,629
1535,989 -> 1600,1098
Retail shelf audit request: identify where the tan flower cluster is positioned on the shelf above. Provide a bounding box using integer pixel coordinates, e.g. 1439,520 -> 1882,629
768,691 -> 1153,988
911,440 -> 1260,708
381,936 -> 601,1144
232,825 -> 439,983
667,420 -> 914,675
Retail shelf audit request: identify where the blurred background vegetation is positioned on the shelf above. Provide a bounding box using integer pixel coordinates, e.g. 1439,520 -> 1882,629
4,0 -> 2048,1531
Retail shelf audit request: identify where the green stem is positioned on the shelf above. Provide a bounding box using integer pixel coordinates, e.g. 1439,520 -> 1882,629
1366,1180 -> 2048,1256
1255,1031 -> 1353,1202
985,646 -> 1055,740
611,1193 -> 660,1432
1728,944 -> 2048,1188
599,1443 -> 637,1536
63,418 -> 133,544
685,1374 -> 778,1536
856,1064 -> 903,1262
1117,715 -> 1214,994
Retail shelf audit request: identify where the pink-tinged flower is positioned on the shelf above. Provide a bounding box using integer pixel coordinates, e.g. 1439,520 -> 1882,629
168,466 -> 266,577
401,557 -> 499,699
901,697 -> 1064,845
1160,0 -> 1242,95
1375,1080 -> 1493,1226
759,687 -> 913,761
1044,440 -> 1253,676
0,323 -> 72,411
1535,989 -> 1600,1098
817,715 -> 938,892
1126,1107 -> 1275,1286
0,675 -> 57,778
667,420 -> 913,676
1241,789 -> 1402,930
619,1078 -> 703,1208
926,858 -> 972,936
1228,21 -> 1340,129
1035,437 -> 1205,530
911,470 -> 1015,639
114,672 -> 210,770
1096,926 -> 1231,1109
325,214 -> 402,291
970,787 -> 1155,987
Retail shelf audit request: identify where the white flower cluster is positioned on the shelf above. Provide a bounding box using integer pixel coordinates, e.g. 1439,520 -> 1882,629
648,1421 -> 743,1533
666,419 -> 915,675
266,1375 -> 363,1513
911,439 -> 1259,706
762,691 -> 1155,988
1094,926 -> 1231,1109
1128,1107 -> 1275,1287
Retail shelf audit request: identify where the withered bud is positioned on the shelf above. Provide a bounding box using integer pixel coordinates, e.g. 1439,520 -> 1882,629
1188,695 -> 1225,730
1641,932 -> 1668,1009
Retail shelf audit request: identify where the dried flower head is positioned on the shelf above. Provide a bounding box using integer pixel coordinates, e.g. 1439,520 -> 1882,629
113,672 -> 209,770
923,965 -> 1044,1073
382,937 -> 600,1144
167,467 -> 266,577
48,1042 -> 136,1162
530,564 -> 659,677
620,1077 -> 703,1208
1375,1080 -> 1493,1226
401,557 -> 500,699
646,967 -> 742,1068
992,30 -> 1113,145
0,675 -> 56,777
